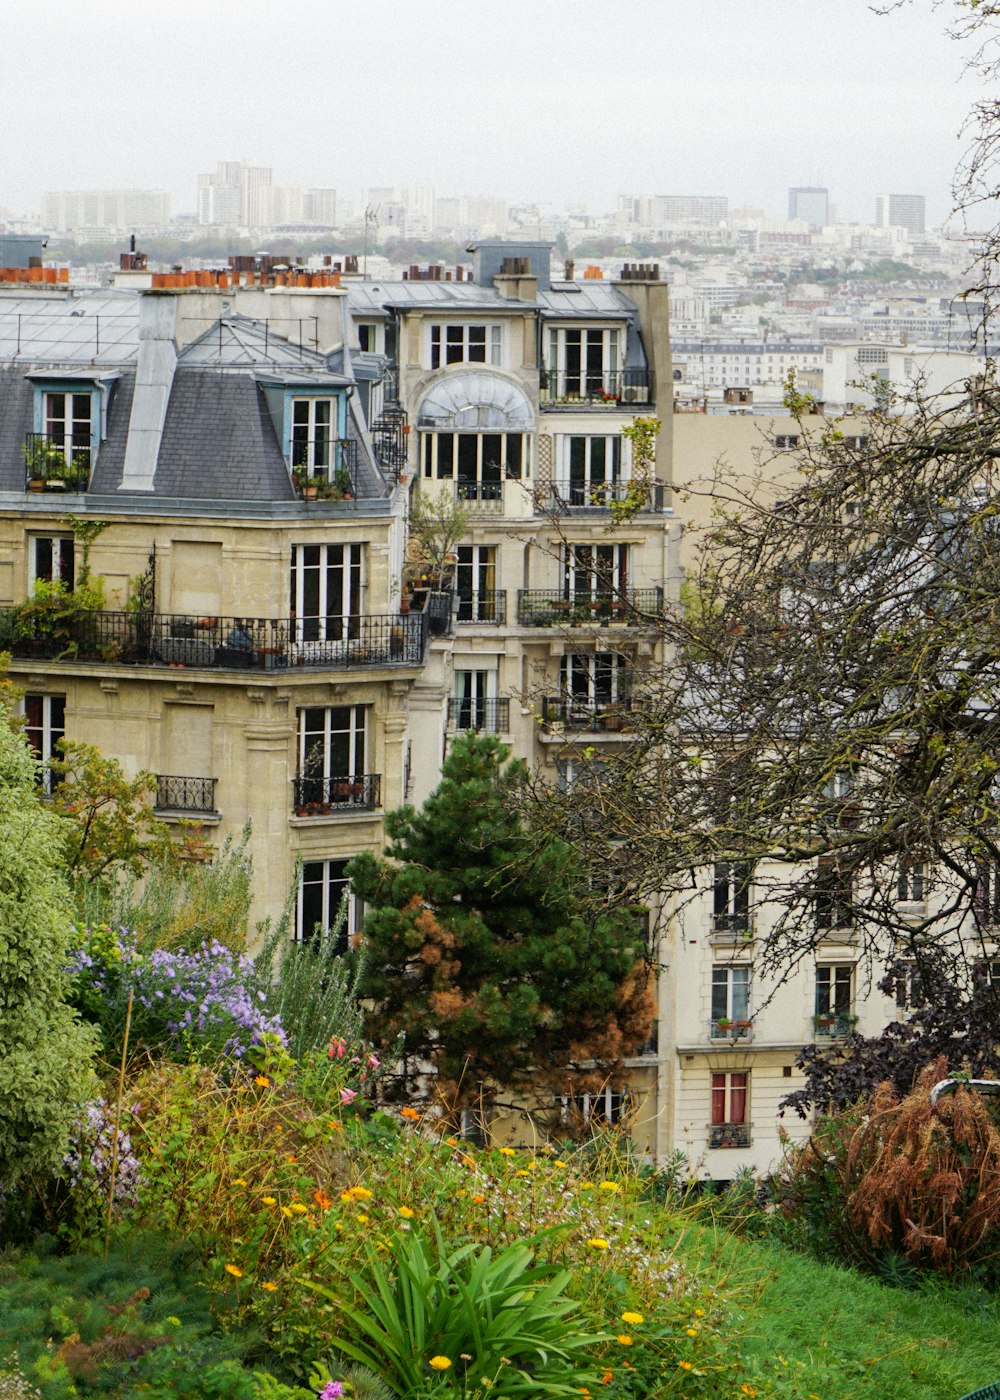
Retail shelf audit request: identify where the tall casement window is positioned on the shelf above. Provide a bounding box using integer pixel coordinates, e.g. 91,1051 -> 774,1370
297,858 -> 360,949
815,964 -> 854,1024
429,323 -> 502,369
290,544 -> 363,642
421,432 -> 527,483
546,326 -> 620,397
297,706 -> 367,794
713,861 -> 752,933
30,535 -> 75,589
43,391 -> 93,460
290,398 -> 340,472
710,1072 -> 749,1147
710,965 -> 751,1034
562,436 -> 622,504
814,858 -> 854,931
455,545 -> 498,621
24,693 -> 65,794
560,652 -> 629,705
452,668 -> 499,730
563,543 -> 628,600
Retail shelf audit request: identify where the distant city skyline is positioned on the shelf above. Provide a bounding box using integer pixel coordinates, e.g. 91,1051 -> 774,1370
2,0 -> 983,227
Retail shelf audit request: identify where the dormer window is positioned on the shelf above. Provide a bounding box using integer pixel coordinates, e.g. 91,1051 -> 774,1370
429,324 -> 502,369
26,386 -> 99,489
288,395 -> 352,485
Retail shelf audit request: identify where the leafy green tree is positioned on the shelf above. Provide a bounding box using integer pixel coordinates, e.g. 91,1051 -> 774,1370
347,733 -> 653,1115
0,709 -> 96,1187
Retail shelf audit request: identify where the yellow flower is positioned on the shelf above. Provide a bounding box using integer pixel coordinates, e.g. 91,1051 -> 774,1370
335,1223 -> 343,1232
224,1263 -> 243,1278
429,1356 -> 452,1371
280,1205 -> 293,1219
579,1182 -> 595,1191
678,1360 -> 693,1372
621,1312 -> 644,1325
398,1206 -> 416,1218
554,1159 -> 567,1167
233,1177 -> 248,1187
741,1388 -> 758,1398
290,1202 -> 307,1214
516,1170 -> 530,1177
694,1308 -> 704,1317
617,1334 -> 633,1346
587,1238 -> 609,1250
260,1281 -> 278,1292
254,1075 -> 270,1087
348,1185 -> 373,1200
499,1147 -> 516,1156
599,1181 -> 620,1192
262,1195 -> 277,1206
687,1327 -> 698,1337
357,1213 -> 369,1224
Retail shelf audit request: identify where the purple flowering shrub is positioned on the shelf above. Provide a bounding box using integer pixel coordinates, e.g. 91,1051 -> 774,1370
68,925 -> 286,1062
64,1097 -> 142,1210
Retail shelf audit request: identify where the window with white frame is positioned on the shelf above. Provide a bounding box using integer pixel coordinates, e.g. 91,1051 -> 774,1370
554,1087 -> 626,1126
711,965 -> 751,1034
560,652 -> 629,707
815,964 -> 854,1020
563,543 -> 628,600
713,861 -> 752,932
773,434 -> 800,450
559,435 -> 622,505
24,693 -> 65,794
452,668 -> 500,730
290,544 -> 364,642
42,390 -> 94,459
297,706 -> 367,793
297,858 -> 360,949
356,322 -> 383,354
421,431 -> 526,483
29,535 -> 75,589
429,323 -> 502,369
290,397 -> 340,474
710,1072 -> 749,1146
546,326 -> 620,398
455,545 -> 498,621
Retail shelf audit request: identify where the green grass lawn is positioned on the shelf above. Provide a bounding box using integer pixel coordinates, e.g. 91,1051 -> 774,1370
697,1226 -> 1000,1399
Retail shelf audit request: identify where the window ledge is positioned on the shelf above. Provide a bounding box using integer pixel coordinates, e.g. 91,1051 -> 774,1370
289,811 -> 383,827
153,808 -> 221,825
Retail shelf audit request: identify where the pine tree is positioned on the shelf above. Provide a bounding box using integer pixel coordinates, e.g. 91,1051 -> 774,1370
0,710 -> 96,1187
347,733 -> 653,1114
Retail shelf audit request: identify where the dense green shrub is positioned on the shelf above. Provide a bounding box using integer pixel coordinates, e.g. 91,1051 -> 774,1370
0,712 -> 97,1191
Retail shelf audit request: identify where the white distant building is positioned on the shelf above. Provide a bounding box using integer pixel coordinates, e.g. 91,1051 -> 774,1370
41,189 -> 171,233
196,162 -> 273,227
875,193 -> 926,237
821,342 -> 979,411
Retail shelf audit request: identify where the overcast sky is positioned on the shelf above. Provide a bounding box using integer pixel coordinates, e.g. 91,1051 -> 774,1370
1,0 -> 984,225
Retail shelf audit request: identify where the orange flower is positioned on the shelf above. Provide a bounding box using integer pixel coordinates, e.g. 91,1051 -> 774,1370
602,1371 -> 613,1385
313,1189 -> 332,1210
254,1074 -> 270,1087
260,1281 -> 278,1292
472,1194 -> 486,1204
224,1263 -> 243,1278
400,1106 -> 420,1121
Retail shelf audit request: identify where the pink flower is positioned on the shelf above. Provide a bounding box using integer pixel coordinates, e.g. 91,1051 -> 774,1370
340,1088 -> 357,1105
319,1384 -> 345,1399
368,1053 -> 380,1068
328,1037 -> 346,1060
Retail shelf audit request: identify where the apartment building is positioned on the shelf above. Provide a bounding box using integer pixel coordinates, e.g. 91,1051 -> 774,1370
0,269 -> 425,946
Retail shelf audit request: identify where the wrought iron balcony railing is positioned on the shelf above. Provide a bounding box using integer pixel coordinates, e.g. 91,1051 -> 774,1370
813,1013 -> 857,1039
290,438 -> 358,498
539,367 -> 654,408
155,775 -> 218,814
456,591 -> 507,625
293,773 -> 381,815
541,479 -> 666,513
709,1019 -> 754,1042
5,609 -> 427,671
447,697 -> 510,733
370,407 -> 408,479
708,1123 -> 751,1149
24,433 -> 93,491
517,588 -> 664,626
541,695 -> 634,732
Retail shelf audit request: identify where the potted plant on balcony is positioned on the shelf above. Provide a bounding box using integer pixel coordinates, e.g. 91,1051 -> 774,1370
293,465 -> 318,501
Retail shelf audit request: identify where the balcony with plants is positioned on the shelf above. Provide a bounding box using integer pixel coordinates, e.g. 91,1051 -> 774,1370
290,436 -> 358,502
539,367 -> 654,409
24,434 -> 93,492
292,773 -> 381,817
517,588 -> 663,627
